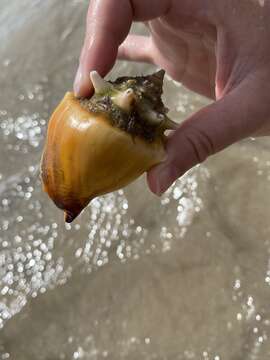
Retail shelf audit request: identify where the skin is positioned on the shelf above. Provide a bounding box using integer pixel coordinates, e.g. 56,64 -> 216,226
74,0 -> 270,195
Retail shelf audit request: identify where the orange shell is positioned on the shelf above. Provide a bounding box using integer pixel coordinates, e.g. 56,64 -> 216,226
41,92 -> 166,222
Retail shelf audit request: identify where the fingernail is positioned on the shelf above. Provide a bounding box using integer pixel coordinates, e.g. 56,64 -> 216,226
73,66 -> 82,97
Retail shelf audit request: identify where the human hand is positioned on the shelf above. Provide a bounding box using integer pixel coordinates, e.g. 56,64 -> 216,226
74,0 -> 270,195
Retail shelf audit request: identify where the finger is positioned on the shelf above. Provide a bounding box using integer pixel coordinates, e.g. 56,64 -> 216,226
74,0 -> 133,97
74,0 -> 172,97
118,35 -> 154,64
147,77 -> 269,195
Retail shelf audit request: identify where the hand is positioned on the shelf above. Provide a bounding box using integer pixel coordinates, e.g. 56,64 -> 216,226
74,0 -> 270,195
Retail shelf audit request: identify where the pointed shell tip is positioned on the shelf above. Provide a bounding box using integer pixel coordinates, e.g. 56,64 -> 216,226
64,211 -> 78,223
90,71 -> 111,94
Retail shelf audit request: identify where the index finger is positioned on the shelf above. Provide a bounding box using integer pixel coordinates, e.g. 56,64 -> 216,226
74,0 -> 172,97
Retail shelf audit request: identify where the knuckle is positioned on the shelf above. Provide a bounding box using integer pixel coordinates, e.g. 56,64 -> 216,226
184,127 -> 216,164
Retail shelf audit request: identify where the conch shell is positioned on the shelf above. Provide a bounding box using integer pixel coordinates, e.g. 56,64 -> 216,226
41,70 -> 178,222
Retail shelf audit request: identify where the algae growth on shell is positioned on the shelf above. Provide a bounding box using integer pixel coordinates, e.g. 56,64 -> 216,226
80,70 -> 177,142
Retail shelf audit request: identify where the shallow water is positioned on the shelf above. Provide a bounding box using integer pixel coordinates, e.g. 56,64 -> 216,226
1,1 -> 270,359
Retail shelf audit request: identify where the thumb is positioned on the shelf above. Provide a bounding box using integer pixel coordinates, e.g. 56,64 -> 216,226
147,78 -> 268,195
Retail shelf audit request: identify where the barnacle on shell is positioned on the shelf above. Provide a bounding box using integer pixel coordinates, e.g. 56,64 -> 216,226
41,70 -> 178,222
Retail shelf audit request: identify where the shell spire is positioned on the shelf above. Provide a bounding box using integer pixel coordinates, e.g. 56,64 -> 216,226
153,69 -> 165,81
147,69 -> 165,89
